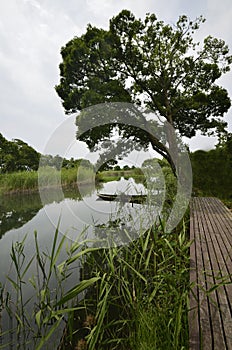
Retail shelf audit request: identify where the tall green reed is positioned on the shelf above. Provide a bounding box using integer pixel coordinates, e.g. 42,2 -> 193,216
0,227 -> 100,349
1,215 -> 191,350
0,166 -> 95,195
59,218 -> 191,350
0,171 -> 38,193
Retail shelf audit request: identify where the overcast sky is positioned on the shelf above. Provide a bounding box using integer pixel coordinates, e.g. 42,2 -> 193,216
0,0 -> 231,160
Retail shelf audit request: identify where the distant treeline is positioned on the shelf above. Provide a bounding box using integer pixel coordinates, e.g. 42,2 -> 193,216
0,133 -> 92,173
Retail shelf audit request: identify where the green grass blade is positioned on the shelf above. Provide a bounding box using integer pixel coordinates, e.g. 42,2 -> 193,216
35,317 -> 63,350
56,277 -> 100,306
119,258 -> 147,283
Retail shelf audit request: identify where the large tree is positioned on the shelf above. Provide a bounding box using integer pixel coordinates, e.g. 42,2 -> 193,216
55,10 -> 232,172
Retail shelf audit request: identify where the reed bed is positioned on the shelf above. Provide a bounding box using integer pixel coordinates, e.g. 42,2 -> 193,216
0,216 -> 191,350
0,166 -> 95,195
66,220 -> 191,350
0,170 -> 38,194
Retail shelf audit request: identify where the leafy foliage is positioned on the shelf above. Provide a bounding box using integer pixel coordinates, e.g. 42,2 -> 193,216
191,134 -> 232,199
56,10 -> 232,169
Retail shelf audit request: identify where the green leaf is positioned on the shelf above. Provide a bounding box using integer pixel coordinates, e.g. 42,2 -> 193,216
56,277 -> 100,306
35,309 -> 42,328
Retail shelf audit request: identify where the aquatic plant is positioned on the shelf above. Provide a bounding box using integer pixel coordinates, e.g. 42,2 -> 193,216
0,214 -> 192,350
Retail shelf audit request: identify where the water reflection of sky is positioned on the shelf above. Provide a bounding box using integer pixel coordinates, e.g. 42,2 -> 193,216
0,178 -> 162,279
101,177 -> 147,195
0,177 -> 162,268
0,177 -> 163,349
1,179 -> 158,276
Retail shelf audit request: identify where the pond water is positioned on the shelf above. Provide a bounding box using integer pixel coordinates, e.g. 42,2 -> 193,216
0,177 -> 163,349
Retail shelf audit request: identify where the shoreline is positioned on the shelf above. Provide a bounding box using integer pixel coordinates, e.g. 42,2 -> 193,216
0,169 -> 140,196
0,179 -> 95,196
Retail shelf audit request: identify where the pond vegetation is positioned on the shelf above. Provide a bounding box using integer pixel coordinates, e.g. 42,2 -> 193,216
0,215 -> 190,350
0,166 -> 95,195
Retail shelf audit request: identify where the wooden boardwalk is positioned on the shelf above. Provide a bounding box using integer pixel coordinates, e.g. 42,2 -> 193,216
189,197 -> 232,349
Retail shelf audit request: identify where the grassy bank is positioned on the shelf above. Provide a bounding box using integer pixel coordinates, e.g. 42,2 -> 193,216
0,166 -> 95,195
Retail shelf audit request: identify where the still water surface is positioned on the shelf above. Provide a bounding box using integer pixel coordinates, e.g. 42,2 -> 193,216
0,177 -> 161,348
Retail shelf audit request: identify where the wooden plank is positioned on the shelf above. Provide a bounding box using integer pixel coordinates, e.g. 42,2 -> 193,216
202,198 -> 232,348
189,197 -> 232,349
199,198 -> 229,349
195,198 -> 221,349
189,200 -> 201,349
190,198 -> 213,349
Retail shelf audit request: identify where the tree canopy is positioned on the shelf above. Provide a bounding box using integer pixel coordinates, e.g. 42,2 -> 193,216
56,10 -> 232,171
0,133 -> 39,173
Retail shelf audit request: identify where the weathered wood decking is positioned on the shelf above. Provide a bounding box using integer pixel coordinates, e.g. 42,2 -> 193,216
189,197 -> 232,349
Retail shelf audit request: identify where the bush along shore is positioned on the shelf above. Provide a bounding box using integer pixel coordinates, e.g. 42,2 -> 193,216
0,214 -> 191,350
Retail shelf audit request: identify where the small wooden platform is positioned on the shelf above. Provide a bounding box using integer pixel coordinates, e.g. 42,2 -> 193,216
189,197 -> 232,349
